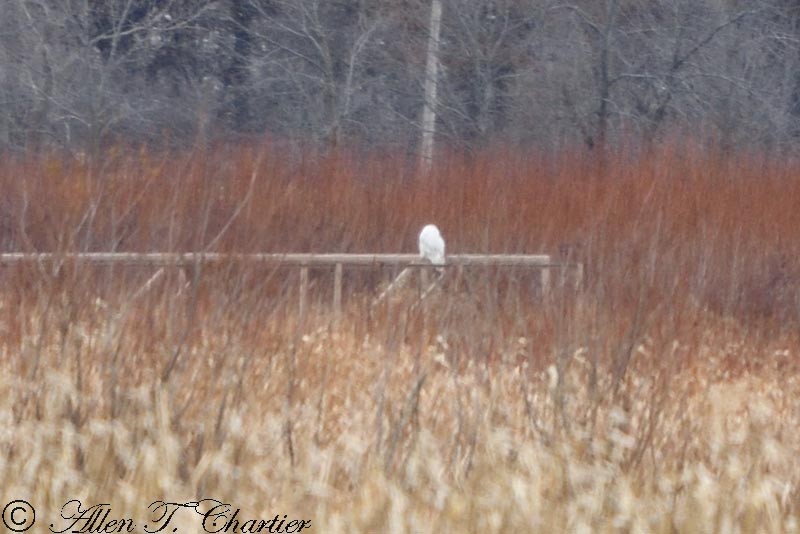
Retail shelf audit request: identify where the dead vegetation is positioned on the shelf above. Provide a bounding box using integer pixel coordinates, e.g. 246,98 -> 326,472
1,140 -> 800,532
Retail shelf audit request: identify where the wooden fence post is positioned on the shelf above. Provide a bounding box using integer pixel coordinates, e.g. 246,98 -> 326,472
299,266 -> 309,322
574,263 -> 584,291
333,263 -> 343,325
541,266 -> 551,296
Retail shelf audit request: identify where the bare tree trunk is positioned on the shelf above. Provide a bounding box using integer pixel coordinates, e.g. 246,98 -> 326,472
30,47 -> 53,148
596,0 -> 618,156
420,0 -> 442,173
224,0 -> 254,131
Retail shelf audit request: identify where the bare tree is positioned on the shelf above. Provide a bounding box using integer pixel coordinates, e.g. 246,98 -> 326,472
0,0 -> 798,152
432,0 -> 543,147
0,0 -> 222,151
243,0 -> 388,146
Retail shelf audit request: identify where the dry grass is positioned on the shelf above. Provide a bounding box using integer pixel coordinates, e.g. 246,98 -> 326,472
1,139 -> 800,532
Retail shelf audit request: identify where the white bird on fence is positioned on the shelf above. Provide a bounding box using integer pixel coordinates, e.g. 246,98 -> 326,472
418,224 -> 445,265
372,223 -> 446,306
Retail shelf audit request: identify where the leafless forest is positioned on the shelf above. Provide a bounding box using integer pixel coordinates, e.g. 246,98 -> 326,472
3,1 -> 800,533
4,0 -> 800,152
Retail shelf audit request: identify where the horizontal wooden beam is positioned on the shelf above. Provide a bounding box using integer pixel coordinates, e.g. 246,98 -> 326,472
0,252 -> 564,268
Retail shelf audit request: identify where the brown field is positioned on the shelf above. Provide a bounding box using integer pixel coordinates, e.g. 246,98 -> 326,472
1,140 -> 800,532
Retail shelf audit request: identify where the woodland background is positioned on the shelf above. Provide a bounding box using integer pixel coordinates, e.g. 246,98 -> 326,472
3,0 -> 800,154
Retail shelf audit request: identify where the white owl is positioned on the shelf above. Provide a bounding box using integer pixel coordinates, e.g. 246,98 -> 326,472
418,224 -> 445,265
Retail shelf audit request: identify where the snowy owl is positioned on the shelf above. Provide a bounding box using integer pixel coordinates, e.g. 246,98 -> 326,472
418,224 -> 445,265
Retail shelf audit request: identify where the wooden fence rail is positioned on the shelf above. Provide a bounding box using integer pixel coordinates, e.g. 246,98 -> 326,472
0,252 -> 582,323
0,252 -> 555,267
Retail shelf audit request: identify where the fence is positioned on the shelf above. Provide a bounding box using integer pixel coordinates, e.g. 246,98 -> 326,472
0,252 -> 583,319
